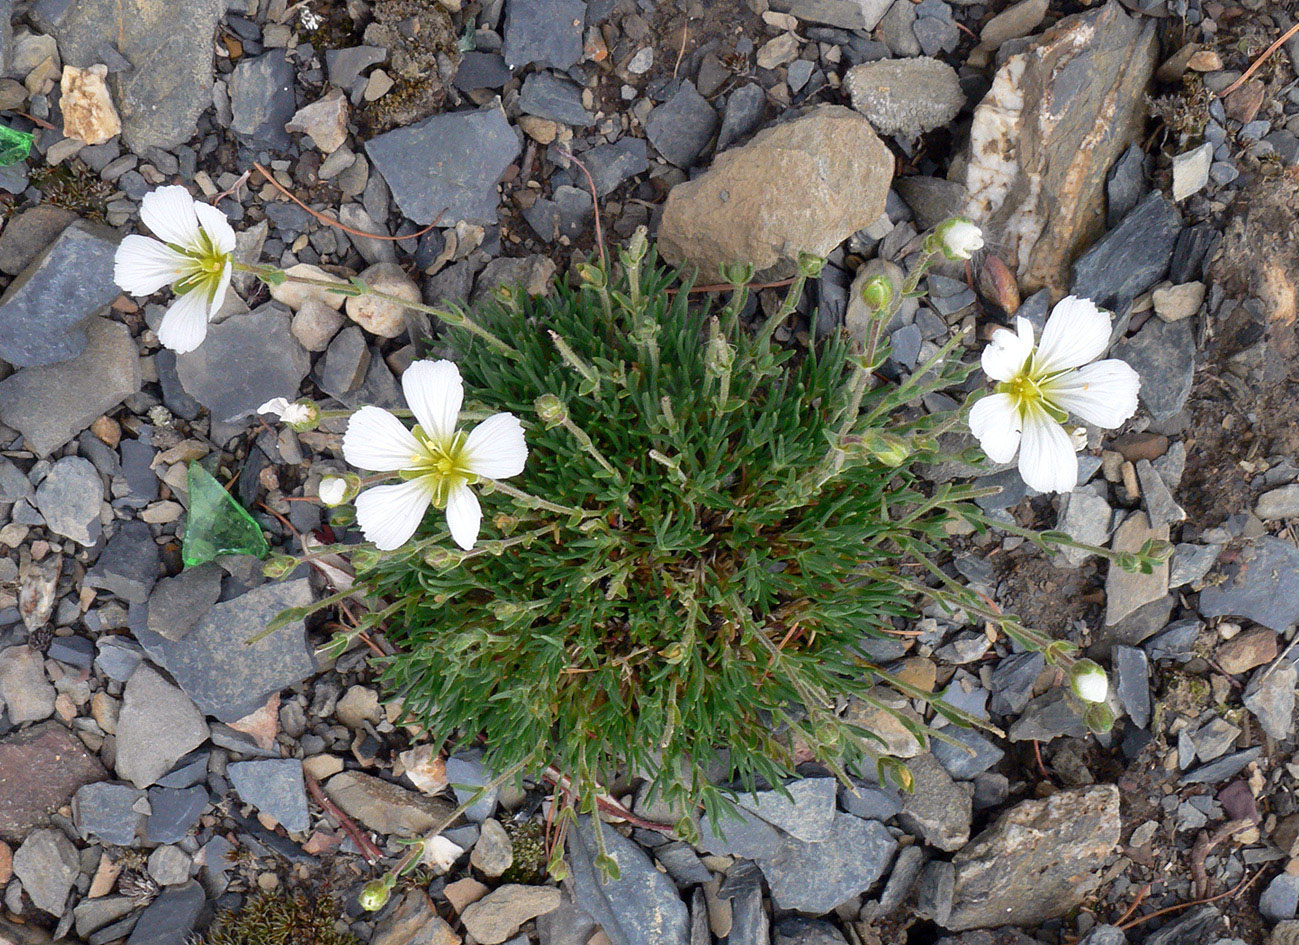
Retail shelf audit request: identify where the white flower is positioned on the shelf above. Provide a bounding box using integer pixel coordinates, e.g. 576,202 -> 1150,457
969,296 -> 1140,494
342,359 -> 528,551
258,397 -> 314,426
936,218 -> 984,260
1069,659 -> 1109,703
113,186 -> 236,354
318,476 -> 347,507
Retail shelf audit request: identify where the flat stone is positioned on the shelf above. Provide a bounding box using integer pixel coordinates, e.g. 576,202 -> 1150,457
74,897 -> 140,939
519,71 -> 594,126
1199,537 -> 1299,633
839,780 -> 902,822
326,45 -> 387,87
502,0 -> 585,70
471,818 -> 513,877
12,828 -> 80,915
1152,280 -> 1205,322
1111,315 -> 1194,422
285,88 -> 348,153
895,176 -> 969,231
366,104 -> 520,225
228,52 -> 295,150
1135,459 -> 1185,528
696,806 -> 785,860
898,752 -> 971,851
756,811 -> 896,912
115,664 -> 209,789
771,0 -> 894,29
645,81 -> 718,169
444,753 -> 500,823
1056,490 -> 1112,567
344,262 -> 420,338
1104,513 -> 1170,628
1171,142 -> 1213,201
0,205 -> 78,276
988,651 -> 1044,716
453,51 -> 512,92
660,105 -> 892,279
61,63 -> 121,144
145,786 -> 208,845
947,786 -> 1120,930
1113,645 -> 1150,728
85,521 -> 158,603
845,57 -> 963,137
1007,689 -> 1089,741
461,885 -> 562,945
716,83 -> 767,152
124,880 -> 204,945
1244,661 -> 1296,741
0,721 -> 107,841
317,326 -> 371,397
0,317 -> 141,456
652,843 -> 711,887
0,645 -> 55,724
931,726 -> 1005,780
147,845 -> 191,886
964,3 -> 1158,296
145,564 -> 222,642
1182,747 -> 1262,785
132,579 -> 317,722
227,759 -> 309,833
1259,484 -> 1299,521
34,456 -> 103,546
32,0 -> 226,150
73,781 -> 146,846
324,771 -> 455,837
568,816 -> 689,945
175,302 -> 310,424
736,778 -> 837,842
1262,875 -> 1299,923
1072,192 -> 1184,313
372,891 -> 461,945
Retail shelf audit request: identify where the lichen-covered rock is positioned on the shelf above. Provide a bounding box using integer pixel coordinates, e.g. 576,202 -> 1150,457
658,105 -> 893,279
963,2 -> 1157,297
845,58 -> 964,137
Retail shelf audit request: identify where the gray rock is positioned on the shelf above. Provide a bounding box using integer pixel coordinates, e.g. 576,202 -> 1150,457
1143,617 -> 1201,662
839,780 -> 902,821
1112,645 -> 1150,728
931,726 -> 1004,780
877,843 -> 924,913
0,646 -> 55,724
32,0 -> 226,150
502,0 -> 585,70
147,845 -> 192,886
898,752 -> 970,851
372,891 -> 460,945
471,818 -> 514,877
0,317 -> 142,457
1261,874 -> 1299,923
115,664 -> 210,789
0,220 -> 119,368
461,885 -> 563,945
844,57 -> 963,137
74,897 -> 140,939
519,71 -> 594,126
132,579 -> 317,722
0,456 -> 33,503
324,771 -> 454,837
145,564 -> 222,642
1171,142 -> 1212,201
1198,536 -> 1299,633
454,51 -> 512,92
567,816 -> 688,945
1243,661 -> 1296,741
1135,459 -> 1185,527
947,786 -> 1120,931
366,104 -> 520,225
1106,145 -> 1145,228
895,176 -> 968,231
1104,513 -> 1170,630
1258,484 -> 1299,521
73,781 -> 146,846
724,874 -> 767,945
316,325 -> 371,399
1072,192 -> 1182,313
1111,316 -> 1194,422
124,880 -> 205,945
175,302 -> 310,424
12,828 -> 80,915
878,0 -> 921,56
1056,490 -> 1112,567
774,919 -> 846,945
582,138 -> 649,197
652,843 -> 711,887
85,521 -> 158,603
34,456 -> 103,546
1074,928 -> 1126,945
716,83 -> 767,152
1180,747 -> 1262,785
523,184 -> 593,241
916,859 -> 954,925
770,0 -> 894,29
696,805 -> 784,859
326,45 -> 387,88
48,636 -> 95,671
757,811 -> 896,912
736,778 -> 836,842
444,752 -> 500,822
228,52 -> 295,150
1007,689 -> 1088,742
988,651 -> 1044,716
645,82 -> 718,168
227,759 -> 309,833
146,786 -> 208,844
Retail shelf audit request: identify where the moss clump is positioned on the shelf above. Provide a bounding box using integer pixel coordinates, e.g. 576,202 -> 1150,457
30,161 -> 114,221
500,820 -> 548,885
199,891 -> 359,945
358,0 -> 460,134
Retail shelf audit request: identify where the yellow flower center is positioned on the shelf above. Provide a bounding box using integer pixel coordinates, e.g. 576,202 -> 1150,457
995,355 -> 1068,423
401,428 -> 478,507
170,228 -> 230,303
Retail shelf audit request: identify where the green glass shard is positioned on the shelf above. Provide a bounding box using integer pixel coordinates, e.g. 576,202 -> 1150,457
182,462 -> 270,567
0,126 -> 32,166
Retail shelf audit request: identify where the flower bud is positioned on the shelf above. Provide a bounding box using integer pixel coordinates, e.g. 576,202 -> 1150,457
423,546 -> 463,569
718,261 -> 755,287
625,226 -> 649,264
935,217 -> 985,261
284,400 -> 320,431
796,252 -> 826,278
576,262 -> 607,288
859,274 -> 895,313
359,877 -> 394,911
862,431 -> 910,468
1069,659 -> 1109,703
705,333 -> 734,376
534,393 -> 568,427
1082,701 -> 1115,734
318,476 -> 349,507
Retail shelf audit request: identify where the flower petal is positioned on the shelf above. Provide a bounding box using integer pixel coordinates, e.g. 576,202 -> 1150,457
209,260 -> 233,313
968,392 -> 1022,464
1018,408 -> 1078,494
1044,359 -> 1141,429
342,406 -> 422,472
464,413 -> 528,479
445,482 -> 482,551
403,360 -> 463,443
140,185 -> 203,248
1034,295 -> 1112,374
355,480 -> 434,551
156,288 -> 210,354
981,318 -> 1035,381
193,200 -> 237,255
114,235 -> 189,295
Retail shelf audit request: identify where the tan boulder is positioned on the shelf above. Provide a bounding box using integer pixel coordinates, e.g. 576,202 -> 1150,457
60,64 -> 121,145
